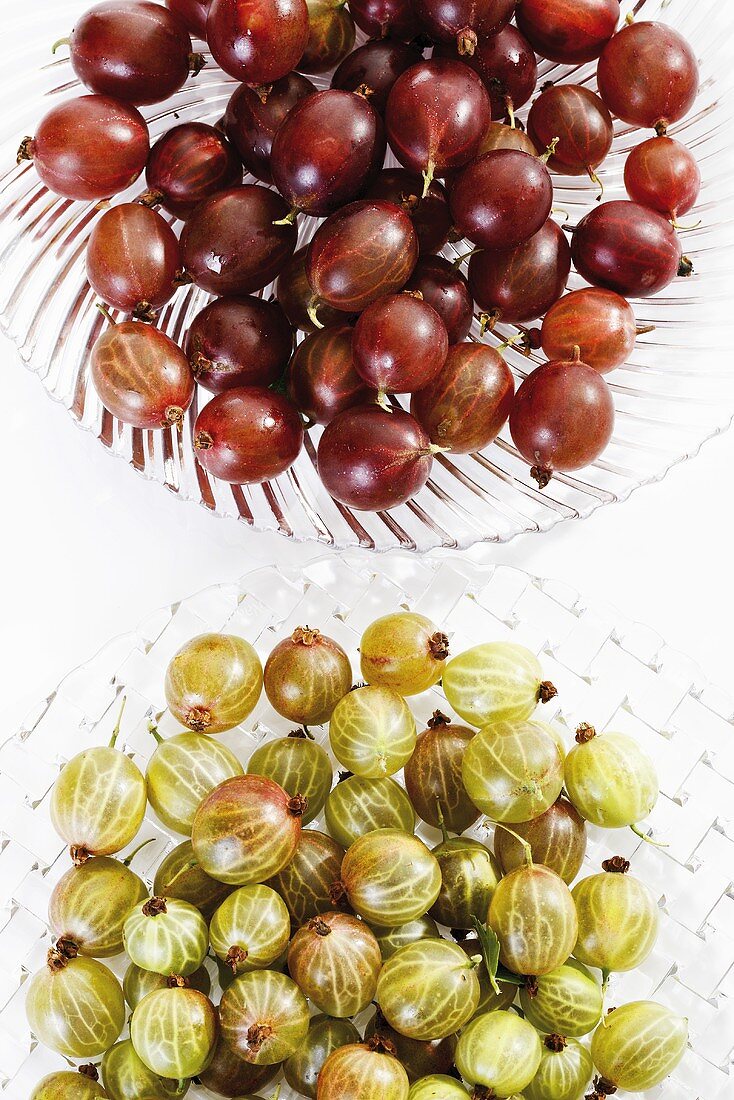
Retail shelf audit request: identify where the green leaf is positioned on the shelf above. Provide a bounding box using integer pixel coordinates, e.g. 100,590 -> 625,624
472,918 -> 502,995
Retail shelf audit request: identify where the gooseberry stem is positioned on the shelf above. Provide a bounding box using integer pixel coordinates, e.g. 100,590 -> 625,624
504,94 -> 515,129
422,159 -> 435,198
307,299 -> 324,330
452,246 -> 483,269
588,167 -> 604,202
95,302 -> 117,327
121,837 -> 155,866
636,324 -> 656,335
273,207 -> 298,226
600,969 -> 611,1026
147,720 -> 164,744
670,214 -> 702,231
539,137 -> 560,164
51,36 -> 70,54
436,799 -> 450,844
109,695 -> 127,748
630,823 -> 669,848
494,823 -> 533,866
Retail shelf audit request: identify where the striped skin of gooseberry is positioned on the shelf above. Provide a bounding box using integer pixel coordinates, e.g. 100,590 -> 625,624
443,641 -> 557,727
191,774 -> 304,885
199,1035 -> 281,1095
524,1034 -> 594,1100
373,915 -> 439,959
123,962 -> 211,1009
101,1038 -> 185,1098
494,797 -> 587,884
489,863 -> 578,976
146,729 -> 243,835
359,612 -> 450,696
209,884 -> 291,975
462,719 -> 565,823
376,939 -> 481,1040
220,969 -> 310,1064
123,897 -> 209,977
325,774 -> 416,848
403,712 -> 479,834
329,685 -> 416,777
30,1068 -> 108,1099
590,1000 -> 688,1091
407,1076 -> 469,1099
564,726 -> 658,830
337,828 -> 442,925
153,839 -> 233,921
267,828 -> 346,926
288,911 -> 382,1016
317,1039 -> 410,1100
130,985 -> 218,1079
572,858 -> 659,973
519,960 -> 603,1037
264,626 -> 352,725
26,945 -> 125,1058
365,1007 -> 457,1082
48,852 -> 148,957
455,1010 -> 543,1095
164,632 -> 263,734
284,1014 -> 362,1098
248,730 -> 333,825
429,834 -> 502,928
50,744 -> 146,861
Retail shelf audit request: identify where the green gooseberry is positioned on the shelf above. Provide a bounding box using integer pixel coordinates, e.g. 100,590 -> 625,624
403,711 -> 480,834
365,1007 -> 457,1082
429,829 -> 502,928
590,1000 -> 688,1091
101,1038 -> 186,1099
130,984 -> 218,1080
359,611 -> 450,696
325,774 -> 415,848
220,969 -> 310,1064
329,684 -> 416,778
164,632 -> 263,734
153,839 -> 234,921
443,641 -> 557,727
26,945 -> 125,1058
122,962 -> 211,1009
288,912 -> 382,1017
564,725 -> 658,832
376,938 -> 481,1041
573,857 -> 659,974
407,1077 -> 469,1100
317,1039 -> 410,1100
123,896 -> 208,977
462,718 -> 564,823
488,860 -> 578,976
146,728 -> 243,835
248,729 -> 333,825
337,828 -> 441,926
519,959 -> 603,1037
209,884 -> 291,975
263,625 -> 352,725
284,1013 -> 361,1098
373,915 -> 440,959
30,1067 -> 108,1099
455,1010 -> 542,1096
524,1034 -> 594,1100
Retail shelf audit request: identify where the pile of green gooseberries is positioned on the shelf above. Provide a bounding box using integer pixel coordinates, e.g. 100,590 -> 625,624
28,612 -> 687,1100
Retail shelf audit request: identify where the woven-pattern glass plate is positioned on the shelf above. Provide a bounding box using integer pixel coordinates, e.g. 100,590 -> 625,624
1,556 -> 733,1096
0,1 -> 732,552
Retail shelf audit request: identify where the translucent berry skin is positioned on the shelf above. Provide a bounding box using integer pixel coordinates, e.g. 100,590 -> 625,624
123,960 -> 211,1009
24,95 -> 149,200
339,828 -> 442,926
27,954 -> 126,1059
509,358 -> 615,479
166,0 -> 211,36
193,386 -> 304,484
527,85 -> 613,175
181,185 -> 297,297
478,120 -> 537,156
86,204 -> 181,315
300,0 -> 356,73
101,1038 -> 183,1100
220,970 -> 310,1064
264,627 -> 352,726
130,987 -> 218,1079
67,1 -> 195,106
352,293 -> 449,395
209,884 -> 291,973
224,73 -> 316,184
624,135 -> 701,218
517,0 -> 619,64
349,0 -> 419,40
329,683 -> 416,777
207,0 -> 310,83
153,840 -> 234,921
30,1071 -> 107,1099
285,1015 -> 361,1099
317,405 -> 434,511
288,324 -> 373,425
51,744 -> 146,857
564,730 -> 658,828
385,60 -> 491,179
267,829 -> 346,925
365,1009 -> 457,1081
450,150 -> 553,250
430,835 -> 502,928
519,959 -> 603,1037
48,856 -> 148,957
462,719 -> 564,823
573,867 -> 659,972
307,200 -> 418,314
524,1035 -> 594,1100
435,23 -> 537,121
412,0 -> 515,52
443,641 -> 550,727
318,1042 -> 410,1100
468,217 -> 571,324
411,342 -> 513,454
164,632 -> 263,734
376,940 -> 481,1041
277,247 -> 345,333
364,169 -> 452,255
271,90 -> 386,217
147,730 -> 243,835
597,21 -> 699,130
359,611 -> 449,696
494,796 -> 587,884
373,915 -> 438,959
332,40 -> 422,115
407,1076 -> 469,1100
289,911 -> 382,1017
185,296 -> 293,394
91,322 -> 195,430
248,734 -> 333,824
403,715 -> 479,832
123,897 -> 209,977
455,1011 -> 542,1095
404,255 -> 473,343
489,864 -> 579,975
324,774 -> 415,848
541,287 -> 638,374
145,122 -> 242,220
590,1000 -> 688,1091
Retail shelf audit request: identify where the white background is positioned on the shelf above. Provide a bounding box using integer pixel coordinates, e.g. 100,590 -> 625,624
4,342 -> 733,732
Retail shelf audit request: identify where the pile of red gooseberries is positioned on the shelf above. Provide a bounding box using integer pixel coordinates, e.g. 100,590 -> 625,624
18,0 -> 701,503
30,611 -> 687,1099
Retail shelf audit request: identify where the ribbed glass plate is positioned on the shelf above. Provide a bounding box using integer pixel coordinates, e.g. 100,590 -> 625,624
1,556 -> 734,1097
1,0 -> 733,550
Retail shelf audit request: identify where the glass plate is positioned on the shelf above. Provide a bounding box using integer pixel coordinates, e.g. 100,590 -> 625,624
1,0 -> 733,551
1,556 -> 733,1097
